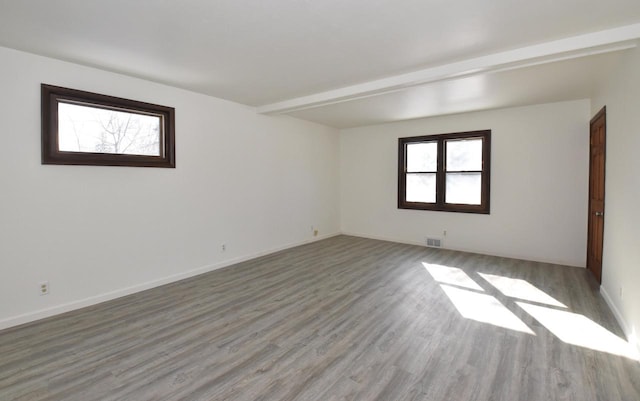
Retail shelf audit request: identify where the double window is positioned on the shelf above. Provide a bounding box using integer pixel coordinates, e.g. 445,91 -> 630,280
398,130 -> 491,214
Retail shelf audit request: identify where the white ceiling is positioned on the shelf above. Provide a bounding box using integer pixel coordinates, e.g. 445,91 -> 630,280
288,51 -> 630,128
1,0 -> 640,128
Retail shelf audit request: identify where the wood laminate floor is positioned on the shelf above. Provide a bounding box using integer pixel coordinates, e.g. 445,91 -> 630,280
1,236 -> 638,400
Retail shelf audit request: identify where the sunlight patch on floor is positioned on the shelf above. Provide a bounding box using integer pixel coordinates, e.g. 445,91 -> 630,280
423,263 -> 484,291
517,302 -> 638,360
441,284 -> 535,334
479,273 -> 567,308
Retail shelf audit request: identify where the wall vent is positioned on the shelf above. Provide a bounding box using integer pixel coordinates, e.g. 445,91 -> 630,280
426,238 -> 442,248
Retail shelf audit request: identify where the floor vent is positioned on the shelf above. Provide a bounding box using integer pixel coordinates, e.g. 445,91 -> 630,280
426,238 -> 442,248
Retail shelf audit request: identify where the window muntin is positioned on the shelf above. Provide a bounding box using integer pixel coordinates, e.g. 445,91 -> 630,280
41,84 -> 175,168
398,130 -> 490,214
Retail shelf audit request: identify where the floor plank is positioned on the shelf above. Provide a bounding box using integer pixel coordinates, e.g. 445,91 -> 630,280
1,236 -> 638,400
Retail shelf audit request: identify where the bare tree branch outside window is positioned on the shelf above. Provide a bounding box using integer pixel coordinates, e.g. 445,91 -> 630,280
58,102 -> 162,156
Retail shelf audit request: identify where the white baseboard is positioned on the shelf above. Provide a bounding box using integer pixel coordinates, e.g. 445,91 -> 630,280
0,232 -> 341,331
340,231 -> 583,267
341,231 -> 428,248
600,286 -> 639,357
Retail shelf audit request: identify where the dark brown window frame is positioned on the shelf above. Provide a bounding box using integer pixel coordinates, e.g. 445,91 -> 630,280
398,130 -> 491,214
41,84 -> 175,168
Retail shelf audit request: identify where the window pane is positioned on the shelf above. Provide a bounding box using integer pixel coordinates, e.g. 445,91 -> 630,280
446,138 -> 482,171
406,173 -> 436,203
58,102 -> 162,156
407,142 -> 437,172
446,172 -> 481,205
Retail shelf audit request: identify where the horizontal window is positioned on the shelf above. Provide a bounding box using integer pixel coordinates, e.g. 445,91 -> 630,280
398,130 -> 491,214
41,84 -> 175,167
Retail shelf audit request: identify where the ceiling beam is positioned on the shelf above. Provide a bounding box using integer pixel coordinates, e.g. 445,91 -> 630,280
257,23 -> 640,114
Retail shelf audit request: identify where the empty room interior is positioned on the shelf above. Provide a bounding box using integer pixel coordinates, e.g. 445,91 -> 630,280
1,1 -> 640,400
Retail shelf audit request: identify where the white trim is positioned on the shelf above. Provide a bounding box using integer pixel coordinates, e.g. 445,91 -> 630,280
257,23 -> 640,114
0,232 -> 341,331
340,231 -> 585,268
600,286 -> 629,333
600,286 -> 640,357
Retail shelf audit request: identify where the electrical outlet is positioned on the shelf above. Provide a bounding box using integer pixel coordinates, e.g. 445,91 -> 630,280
313,229 -> 318,237
221,243 -> 226,252
39,281 -> 49,296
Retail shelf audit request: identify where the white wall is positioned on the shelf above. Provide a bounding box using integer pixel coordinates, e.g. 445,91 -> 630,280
591,44 -> 640,351
0,47 -> 340,329
340,100 -> 590,267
